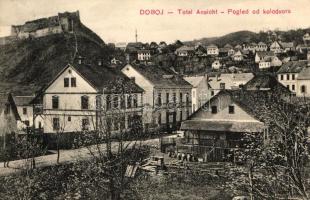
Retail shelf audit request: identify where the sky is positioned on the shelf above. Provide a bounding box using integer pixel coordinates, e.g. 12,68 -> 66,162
0,0 -> 309,43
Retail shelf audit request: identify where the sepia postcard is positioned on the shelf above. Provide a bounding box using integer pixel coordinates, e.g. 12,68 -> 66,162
0,0 -> 310,199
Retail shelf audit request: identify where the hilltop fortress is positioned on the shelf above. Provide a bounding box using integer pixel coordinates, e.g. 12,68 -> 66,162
0,11 -> 80,45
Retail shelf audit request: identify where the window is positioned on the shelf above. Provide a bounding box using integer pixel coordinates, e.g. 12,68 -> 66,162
23,107 -> 27,115
301,85 -> 307,93
81,96 -> 89,109
68,116 -> 71,122
106,95 -> 111,110
173,93 -> 176,103
53,118 -> 60,131
71,77 -> 76,87
280,75 -> 284,80
113,95 -> 119,109
211,90 -> 214,96
220,83 -> 225,90
286,74 -> 290,80
180,110 -> 183,121
186,93 -> 190,106
292,74 -> 295,80
211,106 -> 217,114
4,104 -> 10,114
166,93 -> 170,104
52,96 -> 59,109
179,93 -> 183,103
229,105 -> 235,114
127,95 -> 132,108
120,95 -> 126,109
133,94 -> 138,108
82,118 -> 89,131
64,78 -> 69,87
158,113 -> 161,125
292,84 -> 295,91
157,93 -> 162,106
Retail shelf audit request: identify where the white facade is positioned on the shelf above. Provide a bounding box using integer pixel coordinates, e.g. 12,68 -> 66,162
270,41 -> 283,54
278,73 -> 298,93
207,46 -> 219,55
137,51 -> 151,61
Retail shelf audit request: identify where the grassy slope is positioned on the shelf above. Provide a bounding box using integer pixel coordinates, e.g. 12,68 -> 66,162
0,24 -> 110,95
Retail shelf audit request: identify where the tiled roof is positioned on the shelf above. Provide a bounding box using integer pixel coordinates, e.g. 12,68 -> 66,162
175,45 -> 195,52
258,42 -> 267,45
297,67 -> 310,80
224,44 -> 233,49
244,74 -> 289,92
279,42 -> 294,49
208,73 -> 254,90
256,51 -> 275,58
12,96 -> 35,106
277,60 -> 307,74
128,64 -> 192,88
207,44 -> 218,48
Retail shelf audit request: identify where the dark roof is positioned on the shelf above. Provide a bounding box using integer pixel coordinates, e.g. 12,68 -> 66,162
277,60 -> 307,74
244,74 -> 290,92
256,51 -> 275,58
12,96 -> 34,106
297,67 -> 310,80
128,64 -> 192,88
45,63 -> 144,94
0,93 -> 20,120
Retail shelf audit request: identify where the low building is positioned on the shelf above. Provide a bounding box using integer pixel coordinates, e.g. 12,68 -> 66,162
206,44 -> 219,56
256,42 -> 268,51
175,45 -> 195,57
122,63 -> 192,133
232,50 -> 244,61
255,51 -> 275,63
137,50 -> 151,61
184,75 -> 211,113
258,56 -> 282,69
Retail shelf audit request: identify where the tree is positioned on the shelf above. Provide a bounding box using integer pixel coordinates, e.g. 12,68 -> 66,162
226,90 -> 310,199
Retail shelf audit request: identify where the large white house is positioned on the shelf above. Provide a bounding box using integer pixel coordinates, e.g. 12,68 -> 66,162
122,63 -> 192,132
39,63 -> 144,133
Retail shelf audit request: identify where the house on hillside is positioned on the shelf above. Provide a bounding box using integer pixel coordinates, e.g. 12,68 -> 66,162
206,44 -> 219,56
256,42 -> 268,52
211,60 -> 222,70
258,56 -> 282,69
36,62 -> 144,134
184,75 -> 211,113
270,41 -> 295,54
232,50 -> 244,61
255,51 -> 275,63
122,63 -> 192,133
295,54 -> 310,97
175,45 -> 195,57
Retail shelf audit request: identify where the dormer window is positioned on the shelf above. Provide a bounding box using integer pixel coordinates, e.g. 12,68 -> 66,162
64,78 -> 69,87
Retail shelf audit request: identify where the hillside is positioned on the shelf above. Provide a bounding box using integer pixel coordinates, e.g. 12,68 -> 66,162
187,28 -> 310,47
0,23 -> 114,95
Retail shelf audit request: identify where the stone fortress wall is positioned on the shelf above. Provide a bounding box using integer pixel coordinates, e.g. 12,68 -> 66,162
0,11 -> 80,45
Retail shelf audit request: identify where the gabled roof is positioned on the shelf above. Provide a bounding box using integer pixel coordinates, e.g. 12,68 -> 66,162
12,96 -> 35,106
258,42 -> 267,46
277,60 -> 307,74
279,42 -> 294,49
224,44 -> 233,49
175,45 -> 195,52
0,93 -> 20,120
244,74 -> 290,92
184,76 -> 205,87
206,44 -> 218,48
208,73 -> 254,90
126,64 -> 192,88
297,67 -> 310,80
44,63 -> 144,94
256,51 -> 275,58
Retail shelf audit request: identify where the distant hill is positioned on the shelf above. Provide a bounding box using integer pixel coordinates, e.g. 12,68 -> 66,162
0,22 -> 114,95
186,28 -> 310,47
